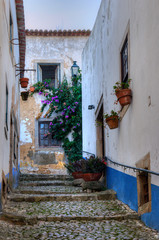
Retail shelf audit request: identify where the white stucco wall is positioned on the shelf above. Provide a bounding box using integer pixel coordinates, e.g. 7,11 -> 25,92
82,0 -> 159,186
0,0 -> 20,180
20,34 -> 89,172
25,35 -> 88,86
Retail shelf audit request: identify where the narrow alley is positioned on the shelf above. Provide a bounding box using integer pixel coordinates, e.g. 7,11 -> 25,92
0,173 -> 158,240
1,0 -> 159,238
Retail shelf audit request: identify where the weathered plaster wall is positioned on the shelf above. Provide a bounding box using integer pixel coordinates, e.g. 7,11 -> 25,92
20,34 -> 89,173
82,0 -> 159,230
0,0 -> 23,207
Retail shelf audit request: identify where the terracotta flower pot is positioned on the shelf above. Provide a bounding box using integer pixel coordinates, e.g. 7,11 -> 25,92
20,78 -> 29,88
82,173 -> 102,182
105,116 -> 118,129
30,86 -> 35,92
21,91 -> 29,101
72,172 -> 84,179
115,89 -> 132,107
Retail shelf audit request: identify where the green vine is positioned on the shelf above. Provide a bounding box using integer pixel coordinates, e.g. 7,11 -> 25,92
31,72 -> 82,163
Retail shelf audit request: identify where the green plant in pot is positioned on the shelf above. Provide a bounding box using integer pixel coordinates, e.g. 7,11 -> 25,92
104,110 -> 119,129
21,91 -> 29,101
64,159 -> 85,179
113,79 -> 132,107
82,156 -> 106,182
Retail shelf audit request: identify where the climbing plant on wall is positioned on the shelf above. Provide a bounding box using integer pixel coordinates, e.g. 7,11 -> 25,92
31,72 -> 82,163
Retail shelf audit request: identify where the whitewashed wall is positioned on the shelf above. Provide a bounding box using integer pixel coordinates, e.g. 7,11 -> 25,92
20,34 -> 89,172
0,0 -> 20,181
25,35 -> 88,86
82,0 -> 159,186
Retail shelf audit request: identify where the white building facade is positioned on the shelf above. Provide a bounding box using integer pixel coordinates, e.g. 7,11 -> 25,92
82,0 -> 159,230
20,30 -> 90,174
0,0 -> 25,208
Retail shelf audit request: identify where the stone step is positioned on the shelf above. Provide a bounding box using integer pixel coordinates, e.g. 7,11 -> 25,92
13,185 -> 83,195
19,173 -> 73,182
19,180 -> 73,187
2,199 -> 139,224
7,190 -> 116,202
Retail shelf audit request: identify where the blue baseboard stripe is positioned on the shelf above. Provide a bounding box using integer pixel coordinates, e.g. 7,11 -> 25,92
106,166 -> 159,231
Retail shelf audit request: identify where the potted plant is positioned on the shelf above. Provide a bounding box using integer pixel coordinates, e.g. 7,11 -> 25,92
104,110 -> 119,129
64,159 -> 84,179
20,78 -> 29,88
21,91 -> 29,101
82,156 -> 106,181
113,79 -> 132,107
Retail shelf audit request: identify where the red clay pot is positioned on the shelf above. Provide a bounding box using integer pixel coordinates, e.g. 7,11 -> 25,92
20,78 -> 29,88
30,86 -> 35,92
115,89 -> 132,107
82,173 -> 102,182
21,91 -> 29,101
72,172 -> 84,179
105,116 -> 118,129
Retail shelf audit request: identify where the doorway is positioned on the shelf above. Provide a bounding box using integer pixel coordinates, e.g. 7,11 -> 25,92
96,103 -> 105,158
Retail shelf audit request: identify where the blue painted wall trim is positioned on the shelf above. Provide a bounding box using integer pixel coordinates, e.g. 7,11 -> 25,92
0,164 -> 20,211
106,166 -> 159,231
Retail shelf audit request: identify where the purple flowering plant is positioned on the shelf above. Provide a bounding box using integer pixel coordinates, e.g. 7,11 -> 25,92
30,70 -> 82,163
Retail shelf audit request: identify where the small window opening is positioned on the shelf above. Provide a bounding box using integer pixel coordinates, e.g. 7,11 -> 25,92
121,35 -> 128,84
39,64 -> 59,89
138,170 -> 149,206
5,86 -> 8,130
39,121 -> 61,147
2,179 -> 6,199
10,13 -> 13,53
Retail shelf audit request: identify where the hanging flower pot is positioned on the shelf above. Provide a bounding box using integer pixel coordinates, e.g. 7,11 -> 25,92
30,86 -> 35,92
21,91 -> 29,101
104,110 -> 119,129
82,172 -> 102,182
115,89 -> 132,107
20,78 -> 29,88
105,115 -> 119,129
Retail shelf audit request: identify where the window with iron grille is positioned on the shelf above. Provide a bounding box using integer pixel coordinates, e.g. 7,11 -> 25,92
38,63 -> 60,89
121,35 -> 128,84
39,121 -> 61,147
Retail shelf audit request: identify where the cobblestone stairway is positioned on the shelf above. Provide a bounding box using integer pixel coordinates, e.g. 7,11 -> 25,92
0,173 -> 158,239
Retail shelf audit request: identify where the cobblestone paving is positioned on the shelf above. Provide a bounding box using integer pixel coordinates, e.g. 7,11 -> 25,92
1,174 -> 159,239
15,185 -> 83,194
19,180 -> 73,186
3,200 -> 131,217
0,219 -> 158,240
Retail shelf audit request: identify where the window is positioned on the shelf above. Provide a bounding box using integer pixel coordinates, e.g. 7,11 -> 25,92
5,85 -> 8,130
136,153 -> 151,215
38,63 -> 60,88
9,13 -> 13,54
121,35 -> 128,84
39,121 -> 61,147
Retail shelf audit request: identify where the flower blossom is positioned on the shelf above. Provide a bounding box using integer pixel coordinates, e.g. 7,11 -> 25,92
65,115 -> 69,119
